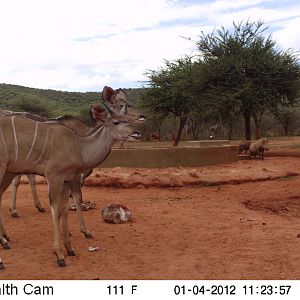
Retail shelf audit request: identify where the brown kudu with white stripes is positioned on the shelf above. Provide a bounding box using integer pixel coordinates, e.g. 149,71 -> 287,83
0,86 -> 143,268
0,110 -> 95,240
6,87 -> 142,218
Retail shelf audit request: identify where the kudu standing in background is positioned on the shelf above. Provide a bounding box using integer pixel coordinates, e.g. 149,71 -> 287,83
0,86 -> 144,268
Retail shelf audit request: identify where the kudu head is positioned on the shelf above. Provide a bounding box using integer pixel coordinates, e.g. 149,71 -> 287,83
90,104 -> 141,142
91,86 -> 145,141
101,86 -> 145,124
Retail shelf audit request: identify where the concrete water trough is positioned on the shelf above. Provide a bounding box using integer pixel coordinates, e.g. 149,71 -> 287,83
188,140 -> 230,147
101,143 -> 239,168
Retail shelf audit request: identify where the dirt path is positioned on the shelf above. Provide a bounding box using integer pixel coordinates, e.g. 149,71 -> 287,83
0,156 -> 300,279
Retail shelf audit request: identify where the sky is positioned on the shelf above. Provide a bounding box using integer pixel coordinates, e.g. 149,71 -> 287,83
0,0 -> 300,92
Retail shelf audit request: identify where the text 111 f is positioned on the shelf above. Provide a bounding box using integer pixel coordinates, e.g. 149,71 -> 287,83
107,285 -> 138,295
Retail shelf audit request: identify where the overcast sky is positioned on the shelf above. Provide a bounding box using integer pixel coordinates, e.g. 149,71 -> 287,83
0,0 -> 299,92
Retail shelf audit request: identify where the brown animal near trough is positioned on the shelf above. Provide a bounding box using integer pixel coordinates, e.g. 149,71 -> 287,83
249,138 -> 269,160
0,86 -> 144,268
238,140 -> 252,155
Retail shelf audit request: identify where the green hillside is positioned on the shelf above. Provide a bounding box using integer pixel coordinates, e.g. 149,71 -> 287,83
0,83 -> 144,123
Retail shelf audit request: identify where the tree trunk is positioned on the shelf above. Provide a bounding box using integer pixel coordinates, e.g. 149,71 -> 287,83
255,126 -> 261,139
227,122 -> 233,140
158,127 -> 161,142
173,116 -> 187,146
252,111 -> 263,139
243,110 -> 251,140
283,120 -> 289,136
189,118 -> 199,140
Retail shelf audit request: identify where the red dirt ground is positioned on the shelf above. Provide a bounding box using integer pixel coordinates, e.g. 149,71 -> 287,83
1,155 -> 300,280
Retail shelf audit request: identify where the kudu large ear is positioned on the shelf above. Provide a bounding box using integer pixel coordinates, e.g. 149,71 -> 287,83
102,86 -> 115,104
90,104 -> 107,123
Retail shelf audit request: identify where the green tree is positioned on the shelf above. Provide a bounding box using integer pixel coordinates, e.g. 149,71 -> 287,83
196,20 -> 300,140
143,56 -> 200,146
271,104 -> 298,136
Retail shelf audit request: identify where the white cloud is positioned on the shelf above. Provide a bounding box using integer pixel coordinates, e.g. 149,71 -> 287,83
0,0 -> 299,92
271,16 -> 300,50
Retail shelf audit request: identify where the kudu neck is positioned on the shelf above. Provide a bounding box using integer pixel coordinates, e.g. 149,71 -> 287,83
79,124 -> 118,170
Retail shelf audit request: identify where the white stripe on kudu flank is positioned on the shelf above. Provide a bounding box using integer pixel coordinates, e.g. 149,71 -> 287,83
26,122 -> 39,161
35,128 -> 49,163
11,117 -> 19,161
0,123 -> 8,157
48,130 -> 54,159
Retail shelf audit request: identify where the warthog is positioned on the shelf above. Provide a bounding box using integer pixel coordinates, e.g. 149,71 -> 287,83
249,138 -> 269,160
238,140 -> 252,154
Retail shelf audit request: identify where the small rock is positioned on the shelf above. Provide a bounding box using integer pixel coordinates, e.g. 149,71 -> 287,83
102,204 -> 131,224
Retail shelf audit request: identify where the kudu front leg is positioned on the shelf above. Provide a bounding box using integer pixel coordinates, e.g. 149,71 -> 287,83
70,177 -> 93,239
27,174 -> 45,212
48,177 -> 66,267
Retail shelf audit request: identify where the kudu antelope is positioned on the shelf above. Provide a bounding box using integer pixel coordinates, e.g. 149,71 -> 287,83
0,111 -> 92,219
0,109 -> 47,216
8,116 -> 95,219
0,86 -> 144,268
5,88 -> 142,219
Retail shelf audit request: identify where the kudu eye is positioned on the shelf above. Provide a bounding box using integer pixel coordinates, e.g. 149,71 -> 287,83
113,121 -> 120,125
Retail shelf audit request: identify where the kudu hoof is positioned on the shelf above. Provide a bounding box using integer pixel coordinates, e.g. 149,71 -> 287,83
37,207 -> 46,213
67,250 -> 76,256
3,233 -> 10,242
11,212 -> 19,218
0,242 -> 10,250
57,259 -> 66,267
84,232 -> 93,239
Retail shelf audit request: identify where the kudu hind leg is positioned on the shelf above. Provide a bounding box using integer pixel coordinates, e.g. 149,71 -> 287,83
9,174 -> 21,217
27,174 -> 45,212
61,183 -> 75,256
0,173 -> 16,248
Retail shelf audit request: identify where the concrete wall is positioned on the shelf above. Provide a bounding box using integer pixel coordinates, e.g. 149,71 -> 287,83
100,145 -> 239,168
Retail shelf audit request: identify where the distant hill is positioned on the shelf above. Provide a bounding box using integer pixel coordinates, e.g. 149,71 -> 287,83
0,83 -> 144,122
